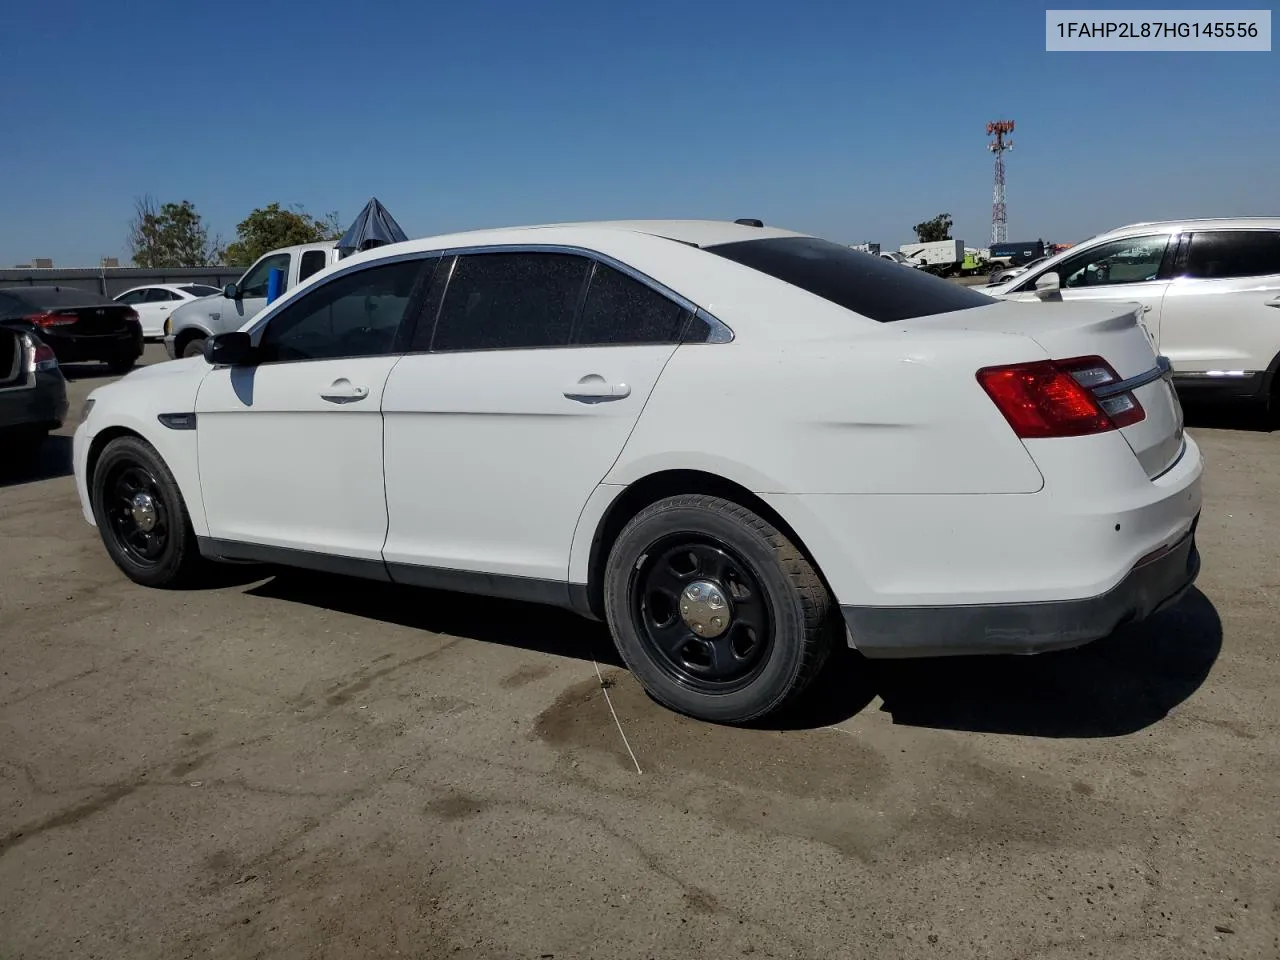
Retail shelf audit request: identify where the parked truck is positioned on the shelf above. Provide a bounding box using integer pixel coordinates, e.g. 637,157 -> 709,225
163,241 -> 342,359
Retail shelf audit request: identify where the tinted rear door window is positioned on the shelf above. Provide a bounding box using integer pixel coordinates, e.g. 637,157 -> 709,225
704,236 -> 992,322
573,263 -> 689,345
431,252 -> 589,351
1184,231 -> 1280,279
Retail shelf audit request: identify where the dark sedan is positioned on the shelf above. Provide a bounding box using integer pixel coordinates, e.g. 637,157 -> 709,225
0,286 -> 143,372
0,325 -> 68,466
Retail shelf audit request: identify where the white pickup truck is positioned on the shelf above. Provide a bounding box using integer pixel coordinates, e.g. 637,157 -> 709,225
164,241 -> 341,359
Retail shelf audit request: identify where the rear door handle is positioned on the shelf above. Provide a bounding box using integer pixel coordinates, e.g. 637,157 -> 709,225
320,378 -> 370,403
564,374 -> 631,403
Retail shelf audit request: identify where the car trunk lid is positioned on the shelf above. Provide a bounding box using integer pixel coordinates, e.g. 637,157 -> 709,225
901,299 -> 1185,478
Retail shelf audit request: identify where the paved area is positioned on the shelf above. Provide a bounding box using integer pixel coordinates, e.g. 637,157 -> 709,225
1,346 -> 1277,960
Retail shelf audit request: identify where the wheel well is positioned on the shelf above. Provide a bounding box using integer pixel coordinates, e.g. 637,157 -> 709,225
173,327 -> 206,352
86,426 -> 144,488
581,469 -> 826,619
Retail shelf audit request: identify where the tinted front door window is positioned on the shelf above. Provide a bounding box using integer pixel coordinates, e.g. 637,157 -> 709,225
1184,231 -> 1280,279
573,263 -> 689,345
258,259 -> 425,363
239,254 -> 291,299
431,253 -> 589,351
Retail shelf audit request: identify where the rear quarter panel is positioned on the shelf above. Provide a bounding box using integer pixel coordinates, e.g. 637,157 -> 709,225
606,326 -> 1048,496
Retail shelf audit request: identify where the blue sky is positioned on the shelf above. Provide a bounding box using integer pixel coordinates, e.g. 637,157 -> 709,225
1,0 -> 1275,266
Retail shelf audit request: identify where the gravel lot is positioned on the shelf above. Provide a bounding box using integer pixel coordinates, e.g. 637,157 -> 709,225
2,345 -> 1277,960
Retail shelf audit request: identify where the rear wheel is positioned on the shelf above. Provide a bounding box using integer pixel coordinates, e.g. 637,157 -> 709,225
107,356 -> 137,374
90,435 -> 207,588
603,494 -> 837,724
181,337 -> 206,359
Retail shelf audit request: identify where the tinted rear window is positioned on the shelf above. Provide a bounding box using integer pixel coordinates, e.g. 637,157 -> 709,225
704,237 -> 992,322
7,286 -> 115,309
1185,231 -> 1280,279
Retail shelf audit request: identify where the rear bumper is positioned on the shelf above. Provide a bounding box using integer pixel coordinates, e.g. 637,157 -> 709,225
841,519 -> 1200,658
44,330 -> 143,364
0,370 -> 68,432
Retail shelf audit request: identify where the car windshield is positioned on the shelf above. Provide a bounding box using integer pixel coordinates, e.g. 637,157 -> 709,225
179,284 -> 221,297
10,286 -> 114,309
704,236 -> 992,322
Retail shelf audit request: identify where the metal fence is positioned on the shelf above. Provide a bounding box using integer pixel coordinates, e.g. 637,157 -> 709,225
0,266 -> 242,299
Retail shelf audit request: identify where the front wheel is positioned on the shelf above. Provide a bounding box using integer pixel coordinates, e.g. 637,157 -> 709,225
181,337 -> 206,359
90,435 -> 207,588
603,494 -> 837,724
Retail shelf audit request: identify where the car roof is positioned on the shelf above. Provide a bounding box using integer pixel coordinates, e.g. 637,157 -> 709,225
1099,217 -> 1280,238
342,219 -> 809,263
3,285 -> 114,306
118,282 -> 212,293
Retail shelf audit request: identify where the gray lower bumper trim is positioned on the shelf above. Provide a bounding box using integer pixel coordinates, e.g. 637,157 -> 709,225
843,521 -> 1199,659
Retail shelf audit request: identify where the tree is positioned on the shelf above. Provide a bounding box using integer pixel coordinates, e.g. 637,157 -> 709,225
222,203 -> 343,267
912,213 -> 953,243
128,196 -> 221,267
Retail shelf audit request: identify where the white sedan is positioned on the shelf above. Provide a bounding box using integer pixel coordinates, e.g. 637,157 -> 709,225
113,283 -> 223,339
72,220 -> 1202,724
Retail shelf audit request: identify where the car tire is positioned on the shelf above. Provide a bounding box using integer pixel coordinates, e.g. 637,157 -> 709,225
107,357 -> 137,374
90,435 -> 207,589
181,337 -> 206,359
603,494 -> 837,724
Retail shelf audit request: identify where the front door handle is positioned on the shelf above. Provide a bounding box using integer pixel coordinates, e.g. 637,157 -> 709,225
320,378 -> 370,404
564,374 -> 631,403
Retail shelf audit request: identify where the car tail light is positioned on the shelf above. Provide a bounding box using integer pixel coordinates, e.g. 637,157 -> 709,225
26,311 -> 77,328
977,355 -> 1145,439
124,308 -> 140,325
23,335 -> 58,372
1057,355 -> 1145,428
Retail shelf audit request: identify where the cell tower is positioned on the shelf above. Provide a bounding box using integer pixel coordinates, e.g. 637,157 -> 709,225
986,120 -> 1014,245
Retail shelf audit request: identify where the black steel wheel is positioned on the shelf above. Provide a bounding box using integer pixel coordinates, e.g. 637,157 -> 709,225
91,435 -> 206,588
631,535 -> 774,693
102,462 -> 170,567
604,494 -> 838,724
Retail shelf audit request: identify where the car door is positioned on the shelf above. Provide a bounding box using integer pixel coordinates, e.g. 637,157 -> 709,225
114,288 -> 153,332
194,255 -> 433,566
140,287 -> 181,338
229,252 -> 292,324
380,251 -> 692,591
1158,229 -> 1280,380
1005,233 -> 1176,348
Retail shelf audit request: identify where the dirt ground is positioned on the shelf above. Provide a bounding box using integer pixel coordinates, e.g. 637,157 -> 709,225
1,346 -> 1277,960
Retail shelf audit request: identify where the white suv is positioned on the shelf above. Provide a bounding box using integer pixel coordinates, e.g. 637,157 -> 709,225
987,218 -> 1280,412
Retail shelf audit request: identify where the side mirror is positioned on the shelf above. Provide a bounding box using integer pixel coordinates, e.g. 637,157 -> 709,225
1034,271 -> 1061,298
222,283 -> 240,300
204,331 -> 254,366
